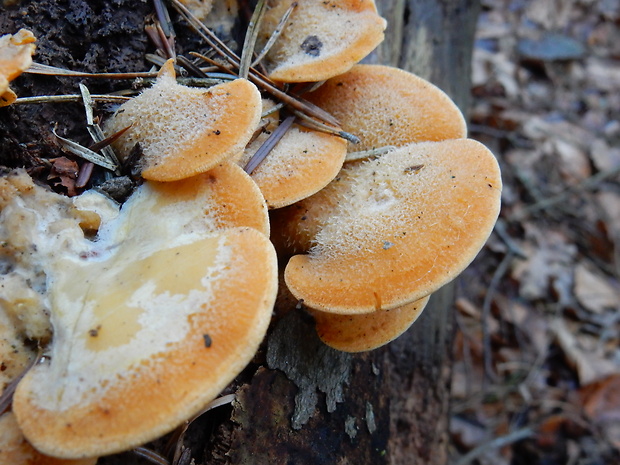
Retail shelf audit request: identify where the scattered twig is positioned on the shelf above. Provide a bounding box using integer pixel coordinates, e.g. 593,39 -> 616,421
176,55 -> 208,77
169,0 -> 240,69
345,146 -> 396,162
153,0 -> 175,40
13,94 -> 131,105
481,249 -> 515,386
145,52 -> 170,69
52,128 -> 118,172
493,218 -> 527,259
245,115 -> 295,174
251,2 -> 297,68
262,101 -> 284,117
133,446 -> 171,465
293,109 -> 359,143
0,349 -> 43,415
172,1 -> 342,133
79,84 -> 121,174
26,62 -> 159,79
178,75 -> 236,86
189,51 -> 341,132
156,21 -> 176,59
145,23 -> 168,57
239,0 -> 267,79
453,427 -> 534,465
88,126 -> 131,154
521,164 -> 620,218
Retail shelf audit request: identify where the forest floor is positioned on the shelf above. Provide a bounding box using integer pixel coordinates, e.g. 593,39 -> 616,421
450,1 -> 620,464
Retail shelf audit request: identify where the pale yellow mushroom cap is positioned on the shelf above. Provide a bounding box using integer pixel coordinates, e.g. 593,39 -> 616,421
105,60 -> 263,182
259,0 -> 386,82
277,139 -> 502,314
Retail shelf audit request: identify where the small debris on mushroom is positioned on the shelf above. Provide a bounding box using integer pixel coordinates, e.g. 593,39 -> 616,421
238,99 -> 348,208
274,139 -> 502,314
104,59 -> 263,182
257,0 -> 386,82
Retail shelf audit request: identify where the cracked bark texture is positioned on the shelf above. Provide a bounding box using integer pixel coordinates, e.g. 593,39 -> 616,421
0,1 -> 480,463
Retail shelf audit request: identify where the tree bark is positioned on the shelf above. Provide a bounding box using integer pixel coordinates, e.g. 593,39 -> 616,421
217,2 -> 481,464
0,1 -> 480,463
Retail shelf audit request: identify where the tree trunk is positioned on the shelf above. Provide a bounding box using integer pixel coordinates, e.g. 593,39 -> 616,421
0,1 -> 480,463
218,2 -> 481,464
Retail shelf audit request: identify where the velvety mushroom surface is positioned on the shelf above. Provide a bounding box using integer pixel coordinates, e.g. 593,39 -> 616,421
7,168 -> 276,458
239,106 -> 348,208
274,138 -> 502,314
304,64 -> 467,152
104,60 -> 262,182
258,0 -> 386,82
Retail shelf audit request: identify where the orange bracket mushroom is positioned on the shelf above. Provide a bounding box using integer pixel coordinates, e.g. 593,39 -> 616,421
9,164 -> 277,459
273,138 -> 502,314
104,59 -> 262,182
258,0 -> 386,82
304,64 -> 468,151
310,296 -> 431,352
238,99 -> 348,209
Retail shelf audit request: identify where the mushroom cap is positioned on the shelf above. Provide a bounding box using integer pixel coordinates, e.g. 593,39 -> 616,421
0,412 -> 98,465
304,64 -> 467,151
240,118 -> 348,209
310,296 -> 430,352
14,228 -> 277,458
278,138 -> 502,314
127,162 -> 271,237
0,29 -> 36,107
12,167 -> 277,458
259,0 -> 386,82
104,60 -> 262,182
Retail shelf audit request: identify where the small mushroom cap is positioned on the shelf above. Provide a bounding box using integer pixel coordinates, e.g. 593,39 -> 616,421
128,162 -> 271,237
305,64 -> 467,151
279,138 -> 502,314
311,296 -> 430,352
105,60 -> 262,182
12,166 -> 277,458
0,412 -> 98,465
240,122 -> 347,209
259,0 -> 386,82
0,29 -> 36,107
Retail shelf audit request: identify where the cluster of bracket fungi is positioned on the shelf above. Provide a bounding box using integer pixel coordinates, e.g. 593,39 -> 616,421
0,0 -> 501,462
